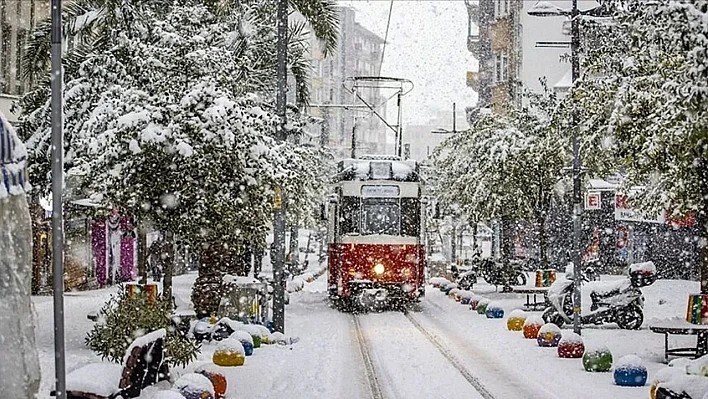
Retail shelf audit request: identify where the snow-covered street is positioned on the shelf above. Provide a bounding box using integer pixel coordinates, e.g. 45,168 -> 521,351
33,269 -> 700,399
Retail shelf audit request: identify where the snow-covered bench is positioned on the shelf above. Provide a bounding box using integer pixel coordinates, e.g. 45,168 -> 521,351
650,319 -> 708,362
52,329 -> 166,399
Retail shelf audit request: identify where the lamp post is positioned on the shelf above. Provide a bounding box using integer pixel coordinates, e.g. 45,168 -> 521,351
272,0 -> 288,334
527,0 -> 584,335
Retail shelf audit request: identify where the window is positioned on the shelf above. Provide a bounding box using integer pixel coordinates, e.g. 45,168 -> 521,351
361,198 -> 400,235
494,0 -> 509,18
339,196 -> 360,235
495,51 -> 509,83
401,198 -> 420,237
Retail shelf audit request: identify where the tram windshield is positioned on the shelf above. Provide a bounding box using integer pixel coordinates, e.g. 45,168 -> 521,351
339,196 -> 420,237
362,198 -> 400,235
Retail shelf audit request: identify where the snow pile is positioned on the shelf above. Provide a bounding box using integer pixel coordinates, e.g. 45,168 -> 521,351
615,354 -> 643,370
586,279 -> 631,295
523,315 -> 544,327
215,338 -> 245,355
457,290 -> 474,299
687,355 -> 708,377
151,391 -> 186,399
558,332 -> 583,345
223,275 -> 261,285
430,277 -> 450,287
507,309 -> 527,319
628,261 -> 656,274
287,278 -> 306,293
173,373 -> 215,397
660,374 -> 708,399
65,363 -> 122,397
229,330 -> 253,345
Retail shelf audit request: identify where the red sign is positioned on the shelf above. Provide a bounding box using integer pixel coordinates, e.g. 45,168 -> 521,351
585,192 -> 601,210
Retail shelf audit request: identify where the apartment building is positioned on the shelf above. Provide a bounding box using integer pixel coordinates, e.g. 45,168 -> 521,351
307,7 -> 390,158
465,0 -> 569,120
0,0 -> 47,122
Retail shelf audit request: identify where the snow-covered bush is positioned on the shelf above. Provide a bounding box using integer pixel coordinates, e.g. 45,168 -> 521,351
85,287 -> 199,367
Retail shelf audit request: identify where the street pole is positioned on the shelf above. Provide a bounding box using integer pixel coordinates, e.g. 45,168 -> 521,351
272,0 -> 288,334
570,0 -> 583,336
50,0 -> 67,396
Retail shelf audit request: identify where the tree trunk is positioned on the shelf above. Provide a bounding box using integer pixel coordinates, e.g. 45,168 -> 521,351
137,222 -> 148,285
163,231 -> 174,306
537,210 -> 548,269
471,220 -> 478,256
450,225 -> 457,265
500,214 -> 513,264
289,224 -> 299,272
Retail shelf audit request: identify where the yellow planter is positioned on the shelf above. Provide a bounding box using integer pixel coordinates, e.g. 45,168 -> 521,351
507,317 -> 525,331
213,350 -> 245,367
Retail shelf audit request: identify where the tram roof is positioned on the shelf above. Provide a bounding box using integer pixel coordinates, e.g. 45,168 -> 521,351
335,156 -> 421,182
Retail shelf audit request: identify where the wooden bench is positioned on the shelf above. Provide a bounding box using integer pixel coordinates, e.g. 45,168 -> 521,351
53,329 -> 166,399
510,287 -> 549,311
650,319 -> 708,362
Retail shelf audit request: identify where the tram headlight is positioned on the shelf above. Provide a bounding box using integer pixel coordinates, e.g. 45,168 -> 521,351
373,263 -> 385,275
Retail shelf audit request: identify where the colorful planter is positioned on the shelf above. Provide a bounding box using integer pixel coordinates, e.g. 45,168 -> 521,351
174,373 -> 216,399
687,294 -> 708,325
485,303 -> 504,319
614,355 -> 647,387
477,300 -> 490,315
557,332 -> 585,358
523,316 -> 544,339
535,269 -> 557,288
196,369 -> 228,399
583,348 -> 613,372
213,338 -> 246,367
506,310 -> 527,331
537,323 -> 562,347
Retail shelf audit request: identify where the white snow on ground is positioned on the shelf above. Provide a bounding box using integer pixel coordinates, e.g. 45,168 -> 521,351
356,312 -> 485,399
33,264 -> 700,399
423,276 -> 700,399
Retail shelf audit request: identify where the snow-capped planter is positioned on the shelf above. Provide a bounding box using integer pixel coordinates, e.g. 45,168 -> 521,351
614,355 -> 647,386
485,302 -> 504,319
195,367 -> 228,399
523,315 -> 544,339
239,324 -> 265,347
174,373 -> 215,399
458,290 -> 474,304
271,331 -> 290,345
557,332 -> 585,358
430,277 -> 450,288
469,295 -> 482,310
583,346 -> 613,372
537,323 -> 562,347
506,309 -> 527,331
229,331 -> 254,356
286,278 -> 306,293
448,288 -> 461,300
444,283 -> 459,295
302,272 -> 315,283
212,338 -> 246,367
476,298 -> 491,315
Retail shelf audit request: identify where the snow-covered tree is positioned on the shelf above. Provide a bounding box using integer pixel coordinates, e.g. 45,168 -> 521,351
20,4 -> 333,314
571,0 -> 708,292
433,89 -> 568,267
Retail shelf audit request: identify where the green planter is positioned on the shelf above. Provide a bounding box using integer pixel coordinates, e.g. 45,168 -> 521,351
583,349 -> 613,372
251,334 -> 262,348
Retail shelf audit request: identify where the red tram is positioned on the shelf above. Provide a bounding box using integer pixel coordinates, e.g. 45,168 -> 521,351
325,156 -> 427,309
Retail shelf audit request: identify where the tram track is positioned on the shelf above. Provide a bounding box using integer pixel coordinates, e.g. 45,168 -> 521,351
353,314 -> 386,399
402,309 -> 496,399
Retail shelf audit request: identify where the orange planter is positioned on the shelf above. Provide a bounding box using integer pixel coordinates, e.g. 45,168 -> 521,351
523,323 -> 542,339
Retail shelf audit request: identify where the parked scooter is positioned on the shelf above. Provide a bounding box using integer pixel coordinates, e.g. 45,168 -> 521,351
542,261 -> 657,330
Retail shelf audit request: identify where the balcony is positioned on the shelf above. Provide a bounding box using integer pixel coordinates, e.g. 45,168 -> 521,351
467,33 -> 480,56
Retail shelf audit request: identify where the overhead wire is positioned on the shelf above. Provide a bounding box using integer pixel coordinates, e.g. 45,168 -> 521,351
379,0 -> 394,76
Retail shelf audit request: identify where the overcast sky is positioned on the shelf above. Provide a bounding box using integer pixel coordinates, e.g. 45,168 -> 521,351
338,1 -> 479,126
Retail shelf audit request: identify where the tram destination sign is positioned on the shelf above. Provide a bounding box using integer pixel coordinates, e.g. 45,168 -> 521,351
361,185 -> 400,198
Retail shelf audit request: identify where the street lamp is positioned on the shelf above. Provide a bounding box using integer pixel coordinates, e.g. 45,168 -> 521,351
527,0 -> 584,335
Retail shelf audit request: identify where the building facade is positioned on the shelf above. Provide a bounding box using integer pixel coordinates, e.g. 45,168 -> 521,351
307,7 -> 390,159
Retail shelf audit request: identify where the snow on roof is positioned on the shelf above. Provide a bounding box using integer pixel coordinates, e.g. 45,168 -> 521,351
554,69 -> 572,90
629,261 -> 656,274
123,328 -> 166,364
587,178 -> 618,191
66,363 -> 123,397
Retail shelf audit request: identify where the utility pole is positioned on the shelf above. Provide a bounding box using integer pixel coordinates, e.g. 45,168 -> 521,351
272,0 -> 288,334
527,0 -> 586,336
570,0 -> 583,337
50,0 -> 67,396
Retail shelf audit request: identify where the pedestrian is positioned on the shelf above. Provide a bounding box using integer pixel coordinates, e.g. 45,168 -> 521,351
0,111 -> 40,398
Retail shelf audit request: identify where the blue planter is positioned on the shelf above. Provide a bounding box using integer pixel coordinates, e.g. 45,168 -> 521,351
241,341 -> 254,357
485,308 -> 504,319
614,367 -> 647,387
